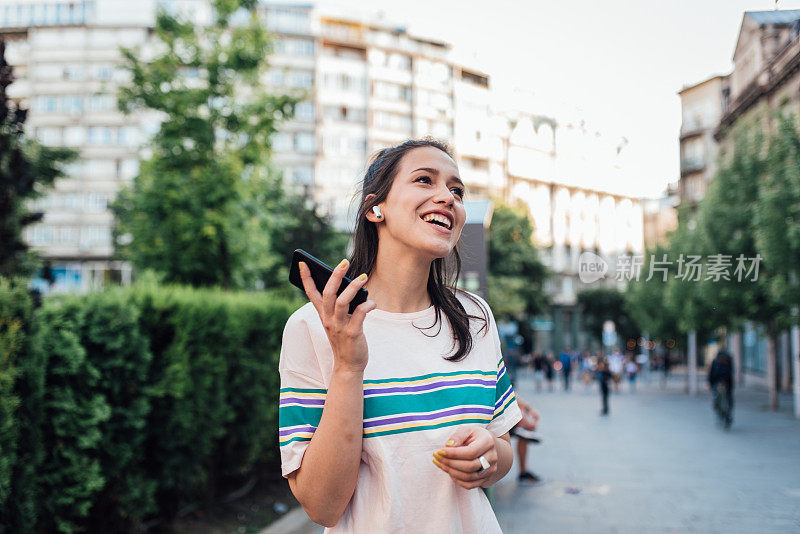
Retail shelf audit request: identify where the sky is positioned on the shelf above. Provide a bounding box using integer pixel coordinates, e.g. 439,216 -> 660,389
303,0 -> 800,198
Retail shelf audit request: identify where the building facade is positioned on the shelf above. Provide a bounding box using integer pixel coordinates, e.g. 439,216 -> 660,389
677,75 -> 728,209
503,114 -> 645,351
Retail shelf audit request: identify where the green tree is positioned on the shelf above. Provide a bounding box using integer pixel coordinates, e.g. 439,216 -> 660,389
696,121 -> 785,407
0,41 -> 75,278
625,244 -> 682,344
112,1 -> 299,289
755,112 -> 800,321
486,200 -> 549,321
576,286 -> 638,348
263,193 -> 349,293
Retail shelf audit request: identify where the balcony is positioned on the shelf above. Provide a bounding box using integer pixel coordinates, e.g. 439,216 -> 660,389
680,157 -> 706,176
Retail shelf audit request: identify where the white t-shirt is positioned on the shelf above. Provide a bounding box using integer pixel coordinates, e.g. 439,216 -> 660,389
278,290 -> 522,533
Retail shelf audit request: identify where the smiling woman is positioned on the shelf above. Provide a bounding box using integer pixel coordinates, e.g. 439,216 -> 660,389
277,138 -> 522,532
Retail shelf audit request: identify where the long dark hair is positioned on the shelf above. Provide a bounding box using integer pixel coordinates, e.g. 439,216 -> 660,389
345,138 -> 489,362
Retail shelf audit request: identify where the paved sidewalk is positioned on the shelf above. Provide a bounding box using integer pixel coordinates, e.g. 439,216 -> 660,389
493,372 -> 800,533
265,373 -> 800,533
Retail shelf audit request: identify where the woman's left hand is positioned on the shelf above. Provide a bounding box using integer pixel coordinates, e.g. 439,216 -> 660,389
432,425 -> 497,489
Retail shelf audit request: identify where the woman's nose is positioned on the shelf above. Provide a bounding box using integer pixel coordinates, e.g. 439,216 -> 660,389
433,184 -> 455,204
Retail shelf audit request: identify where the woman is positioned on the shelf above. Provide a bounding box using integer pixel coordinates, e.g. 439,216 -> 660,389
278,138 -> 522,532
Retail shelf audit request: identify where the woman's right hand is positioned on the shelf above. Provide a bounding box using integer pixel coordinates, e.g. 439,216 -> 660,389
299,259 -> 376,373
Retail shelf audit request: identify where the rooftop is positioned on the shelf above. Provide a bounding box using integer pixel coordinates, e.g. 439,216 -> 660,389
744,9 -> 800,26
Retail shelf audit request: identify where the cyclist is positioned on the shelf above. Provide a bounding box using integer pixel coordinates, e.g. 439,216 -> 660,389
708,345 -> 734,428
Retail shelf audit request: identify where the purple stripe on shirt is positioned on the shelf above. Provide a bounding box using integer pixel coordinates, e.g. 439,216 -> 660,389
279,425 -> 317,437
364,378 -> 495,396
497,363 -> 506,379
363,405 -> 494,429
279,397 -> 325,407
494,386 -> 513,409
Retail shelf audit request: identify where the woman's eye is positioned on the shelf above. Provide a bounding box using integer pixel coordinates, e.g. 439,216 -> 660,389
414,176 -> 464,198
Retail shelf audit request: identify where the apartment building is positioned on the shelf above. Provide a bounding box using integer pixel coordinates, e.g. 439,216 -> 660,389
259,3 -> 500,231
677,75 -> 728,209
0,0 -> 180,292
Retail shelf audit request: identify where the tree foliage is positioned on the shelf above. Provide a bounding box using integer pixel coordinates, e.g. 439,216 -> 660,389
576,286 -> 638,347
486,200 -> 549,321
754,112 -> 800,321
0,41 -> 75,278
112,1 -> 299,289
625,243 -> 681,343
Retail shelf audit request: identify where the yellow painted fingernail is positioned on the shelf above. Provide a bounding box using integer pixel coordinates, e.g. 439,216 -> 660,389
436,450 -> 446,458
337,259 -> 348,269
356,273 -> 367,282
433,451 -> 442,460
445,439 -> 455,446
432,458 -> 443,468
299,261 -> 306,273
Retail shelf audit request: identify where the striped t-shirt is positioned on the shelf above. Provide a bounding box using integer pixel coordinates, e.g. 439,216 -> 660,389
278,290 -> 522,533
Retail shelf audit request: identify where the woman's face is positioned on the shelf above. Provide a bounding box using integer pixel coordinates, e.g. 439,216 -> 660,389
374,146 -> 467,260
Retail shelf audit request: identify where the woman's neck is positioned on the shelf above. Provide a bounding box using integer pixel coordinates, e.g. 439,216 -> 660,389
363,245 -> 433,313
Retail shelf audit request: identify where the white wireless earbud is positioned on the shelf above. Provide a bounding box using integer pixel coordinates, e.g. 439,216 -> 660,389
372,206 -> 382,219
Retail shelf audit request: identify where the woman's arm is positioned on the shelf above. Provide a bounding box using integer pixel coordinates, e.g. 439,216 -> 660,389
287,259 -> 376,527
480,432 -> 513,488
288,367 -> 364,527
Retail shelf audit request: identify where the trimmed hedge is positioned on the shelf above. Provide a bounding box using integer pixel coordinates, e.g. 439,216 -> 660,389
0,277 -> 301,532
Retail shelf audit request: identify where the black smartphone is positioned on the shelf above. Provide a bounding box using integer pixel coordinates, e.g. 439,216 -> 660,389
288,249 -> 369,315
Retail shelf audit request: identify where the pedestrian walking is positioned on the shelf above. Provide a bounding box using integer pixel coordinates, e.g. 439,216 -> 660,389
544,352 -> 555,392
278,139 -> 523,532
532,350 -> 546,391
559,347 -> 573,391
625,358 -> 638,392
608,347 -> 624,392
597,358 -> 612,415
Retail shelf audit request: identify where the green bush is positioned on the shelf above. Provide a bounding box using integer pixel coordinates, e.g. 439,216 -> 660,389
0,275 -> 301,531
34,299 -> 111,534
0,278 -> 34,534
126,282 -> 297,517
74,291 -> 156,531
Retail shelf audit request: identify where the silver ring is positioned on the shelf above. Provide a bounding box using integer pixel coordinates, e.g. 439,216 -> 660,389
478,455 -> 490,472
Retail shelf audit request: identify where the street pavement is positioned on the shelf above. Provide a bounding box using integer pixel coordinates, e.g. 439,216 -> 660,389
265,372 -> 800,534
493,371 -> 800,534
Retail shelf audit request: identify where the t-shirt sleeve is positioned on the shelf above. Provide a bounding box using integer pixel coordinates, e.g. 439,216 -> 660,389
278,309 -> 327,478
485,310 -> 522,437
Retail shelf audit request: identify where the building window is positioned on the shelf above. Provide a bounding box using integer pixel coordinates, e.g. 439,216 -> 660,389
289,70 -> 313,88
64,126 -> 86,146
294,101 -> 315,121
294,132 -> 316,153
272,132 -> 291,152
292,166 -> 314,185
38,127 -> 62,145
30,224 -> 53,245
373,111 -> 412,132
88,127 -> 113,145
81,225 -> 111,248
374,81 -> 411,101
87,193 -> 111,212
